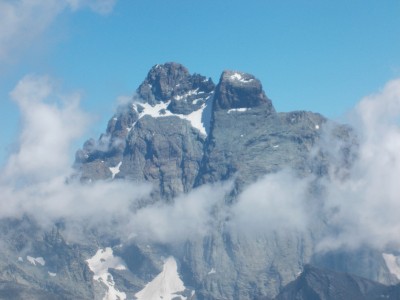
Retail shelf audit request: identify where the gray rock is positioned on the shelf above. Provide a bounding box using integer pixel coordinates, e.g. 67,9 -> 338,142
274,264 -> 400,300
137,62 -> 215,113
121,115 -> 205,199
0,218 -> 94,300
214,70 -> 274,113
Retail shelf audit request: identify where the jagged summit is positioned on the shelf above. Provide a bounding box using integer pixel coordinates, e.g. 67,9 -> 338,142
222,70 -> 256,84
137,62 -> 191,104
137,62 -> 214,112
136,63 -> 274,114
214,69 -> 275,113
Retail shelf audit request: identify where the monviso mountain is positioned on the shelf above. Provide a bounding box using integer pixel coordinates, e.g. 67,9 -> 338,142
1,62 -> 400,299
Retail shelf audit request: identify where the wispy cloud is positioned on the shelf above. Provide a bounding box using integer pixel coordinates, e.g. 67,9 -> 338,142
2,75 -> 88,183
230,170 -> 312,236
0,0 -> 62,62
0,0 -> 117,63
0,74 -> 152,241
66,0 -> 117,15
317,78 -> 400,251
126,181 -> 232,244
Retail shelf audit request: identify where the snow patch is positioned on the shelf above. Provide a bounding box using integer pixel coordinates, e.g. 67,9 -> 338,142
273,145 -> 279,148
27,256 -> 45,266
315,124 -> 320,130
229,72 -> 254,83
135,102 -> 170,119
109,162 -> 122,179
192,98 -> 201,105
132,96 -> 212,136
180,101 -> 212,136
207,268 -> 216,275
48,272 -> 57,277
383,253 -> 400,279
135,256 -> 187,300
227,108 -> 249,114
18,257 -> 23,262
86,248 -> 127,300
173,88 -> 199,101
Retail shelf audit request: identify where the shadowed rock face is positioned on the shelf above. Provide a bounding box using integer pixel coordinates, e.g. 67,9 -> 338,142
137,62 -> 191,104
0,281 -> 66,300
214,70 -> 274,113
0,218 -> 95,300
137,62 -> 215,114
274,265 -> 400,300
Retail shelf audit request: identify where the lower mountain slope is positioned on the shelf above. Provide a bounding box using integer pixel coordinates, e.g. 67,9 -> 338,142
274,265 -> 400,300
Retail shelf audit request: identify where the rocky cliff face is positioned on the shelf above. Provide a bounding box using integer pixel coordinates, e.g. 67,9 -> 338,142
0,218 -> 95,300
76,63 -> 329,197
274,265 -> 400,300
1,62 -> 396,299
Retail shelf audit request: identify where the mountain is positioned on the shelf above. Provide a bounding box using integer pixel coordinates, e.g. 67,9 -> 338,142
1,62 -> 399,299
76,62 -> 329,194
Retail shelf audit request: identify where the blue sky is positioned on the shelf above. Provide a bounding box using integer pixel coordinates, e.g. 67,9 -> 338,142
1,0 -> 399,165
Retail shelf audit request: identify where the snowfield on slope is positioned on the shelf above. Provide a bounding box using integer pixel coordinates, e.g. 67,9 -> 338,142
383,253 -> 400,279
131,95 -> 212,136
109,161 -> 122,179
86,247 -> 127,300
135,256 -> 187,300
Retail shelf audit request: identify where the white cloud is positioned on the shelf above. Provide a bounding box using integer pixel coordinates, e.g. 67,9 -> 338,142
0,0 -> 63,62
230,170 -> 311,236
0,0 -> 117,63
317,78 -> 400,251
66,0 -> 117,15
0,74 -> 152,242
126,182 -> 232,244
2,75 -> 89,184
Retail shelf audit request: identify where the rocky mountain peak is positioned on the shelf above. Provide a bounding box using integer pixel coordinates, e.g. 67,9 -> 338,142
137,62 -> 215,112
214,70 -> 275,113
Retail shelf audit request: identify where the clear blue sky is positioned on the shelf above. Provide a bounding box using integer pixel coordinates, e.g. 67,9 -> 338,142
1,0 -> 400,164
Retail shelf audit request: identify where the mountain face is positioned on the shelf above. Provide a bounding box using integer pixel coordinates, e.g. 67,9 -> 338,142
76,63 -> 328,197
1,62 -> 399,299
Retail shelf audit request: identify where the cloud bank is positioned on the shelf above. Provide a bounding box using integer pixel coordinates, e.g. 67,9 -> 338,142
318,78 -> 400,251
